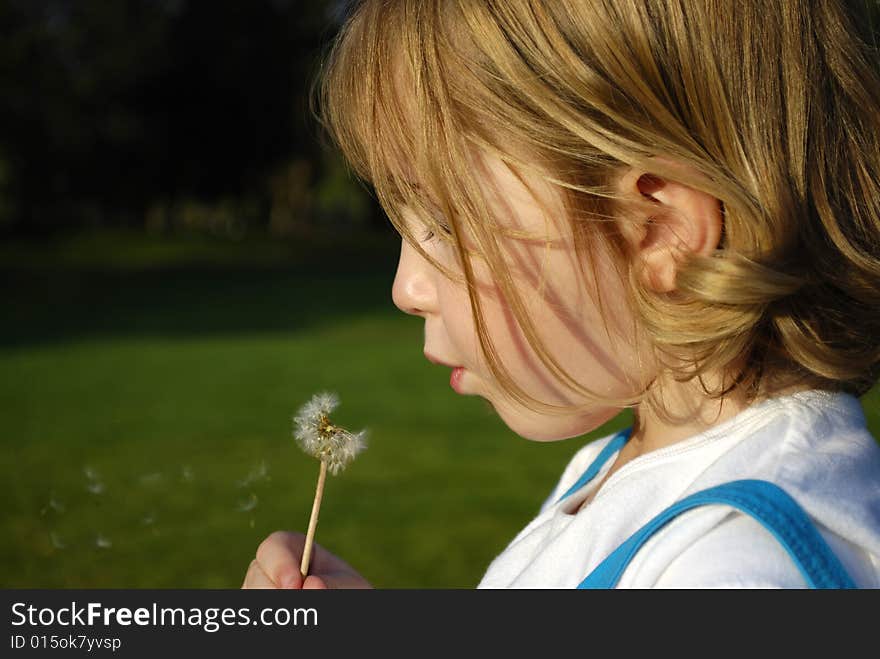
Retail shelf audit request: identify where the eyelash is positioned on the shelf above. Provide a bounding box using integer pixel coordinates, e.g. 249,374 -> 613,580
421,221 -> 453,243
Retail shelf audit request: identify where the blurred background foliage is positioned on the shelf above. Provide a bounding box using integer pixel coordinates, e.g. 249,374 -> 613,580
0,0 -> 380,240
1,0 -> 606,588
1,0 -> 879,589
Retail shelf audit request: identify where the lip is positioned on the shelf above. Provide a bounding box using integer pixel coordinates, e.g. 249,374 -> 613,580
449,367 -> 465,394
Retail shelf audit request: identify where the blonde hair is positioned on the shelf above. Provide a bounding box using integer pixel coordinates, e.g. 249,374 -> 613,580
317,0 -> 880,414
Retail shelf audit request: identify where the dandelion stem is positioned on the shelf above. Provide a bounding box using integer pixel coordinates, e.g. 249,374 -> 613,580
300,459 -> 328,579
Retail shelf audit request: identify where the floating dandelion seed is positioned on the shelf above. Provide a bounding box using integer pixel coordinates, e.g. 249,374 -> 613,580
41,495 -> 65,516
84,466 -> 105,494
49,531 -> 65,550
237,461 -> 270,488
95,534 -> 112,549
292,392 -> 367,578
237,492 -> 259,513
180,466 -> 194,483
86,480 -> 105,495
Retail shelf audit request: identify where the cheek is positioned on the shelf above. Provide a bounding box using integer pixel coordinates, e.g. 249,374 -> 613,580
437,281 -> 482,361
438,234 -> 648,412
480,248 -> 644,404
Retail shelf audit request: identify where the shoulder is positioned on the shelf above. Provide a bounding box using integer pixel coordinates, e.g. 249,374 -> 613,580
685,391 -> 880,553
616,391 -> 880,588
618,506 -> 880,588
633,509 -> 813,588
721,392 -> 880,554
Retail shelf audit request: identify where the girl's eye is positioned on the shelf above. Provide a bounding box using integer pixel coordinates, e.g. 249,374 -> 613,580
421,221 -> 452,243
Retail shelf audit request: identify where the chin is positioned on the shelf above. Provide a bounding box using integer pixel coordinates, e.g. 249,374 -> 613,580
495,404 -> 618,442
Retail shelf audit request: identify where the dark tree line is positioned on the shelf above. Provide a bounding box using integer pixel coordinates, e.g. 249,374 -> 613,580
0,0 -> 377,238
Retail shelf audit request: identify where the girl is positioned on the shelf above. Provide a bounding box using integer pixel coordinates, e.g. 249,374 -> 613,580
242,0 -> 880,588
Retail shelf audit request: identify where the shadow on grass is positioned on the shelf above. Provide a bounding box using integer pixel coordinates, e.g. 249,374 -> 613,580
1,231 -> 403,348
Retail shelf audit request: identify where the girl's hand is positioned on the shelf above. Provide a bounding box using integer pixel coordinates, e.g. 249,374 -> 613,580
241,531 -> 373,589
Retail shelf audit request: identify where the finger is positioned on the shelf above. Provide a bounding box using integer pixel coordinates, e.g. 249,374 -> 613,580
302,575 -> 328,590
303,571 -> 372,590
255,531 -> 306,589
308,541 -> 362,576
242,560 -> 280,589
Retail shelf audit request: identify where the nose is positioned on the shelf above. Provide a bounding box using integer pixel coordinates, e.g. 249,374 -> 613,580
391,239 -> 437,317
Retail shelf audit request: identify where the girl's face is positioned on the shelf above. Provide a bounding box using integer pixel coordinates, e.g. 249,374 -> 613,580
392,155 -> 650,441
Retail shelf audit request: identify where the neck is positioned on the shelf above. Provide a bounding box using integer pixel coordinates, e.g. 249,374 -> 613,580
626,374 -> 808,460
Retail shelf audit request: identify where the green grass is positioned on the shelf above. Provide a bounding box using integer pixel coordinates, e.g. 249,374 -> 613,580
1,229 -> 877,588
2,325 -> 603,588
0,229 -> 625,588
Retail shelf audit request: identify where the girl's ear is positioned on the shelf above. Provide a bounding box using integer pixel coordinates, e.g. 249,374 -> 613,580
619,167 -> 723,292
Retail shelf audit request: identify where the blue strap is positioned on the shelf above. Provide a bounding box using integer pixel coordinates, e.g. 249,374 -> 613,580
557,428 -> 631,504
577,479 -> 856,589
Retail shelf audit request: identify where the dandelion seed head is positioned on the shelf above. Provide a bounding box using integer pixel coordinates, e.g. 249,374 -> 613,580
294,391 -> 338,431
292,392 -> 367,474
